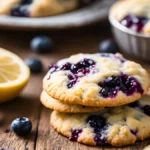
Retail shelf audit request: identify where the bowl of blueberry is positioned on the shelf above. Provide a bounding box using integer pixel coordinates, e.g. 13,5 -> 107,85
109,0 -> 150,61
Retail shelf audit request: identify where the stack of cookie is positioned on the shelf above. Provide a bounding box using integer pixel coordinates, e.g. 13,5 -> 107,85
41,53 -> 150,147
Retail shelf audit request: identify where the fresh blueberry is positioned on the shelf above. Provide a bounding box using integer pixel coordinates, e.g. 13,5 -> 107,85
99,40 -> 119,54
25,57 -> 43,73
30,36 -> 53,54
11,117 -> 32,135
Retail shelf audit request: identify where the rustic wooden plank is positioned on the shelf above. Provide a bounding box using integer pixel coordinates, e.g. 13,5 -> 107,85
0,73 -> 43,150
0,33 -> 44,150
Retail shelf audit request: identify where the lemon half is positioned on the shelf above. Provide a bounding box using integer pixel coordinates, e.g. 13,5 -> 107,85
0,48 -> 30,103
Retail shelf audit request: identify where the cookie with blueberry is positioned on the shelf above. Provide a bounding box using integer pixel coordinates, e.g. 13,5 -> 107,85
40,91 -> 103,113
0,0 -> 79,17
110,0 -> 150,34
50,94 -> 150,146
43,53 -> 149,107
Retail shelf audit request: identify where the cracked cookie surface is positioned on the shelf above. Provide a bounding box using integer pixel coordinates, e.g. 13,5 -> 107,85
43,53 -> 149,107
50,95 -> 150,147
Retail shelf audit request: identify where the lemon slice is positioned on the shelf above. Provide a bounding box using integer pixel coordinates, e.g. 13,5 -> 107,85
0,48 -> 30,103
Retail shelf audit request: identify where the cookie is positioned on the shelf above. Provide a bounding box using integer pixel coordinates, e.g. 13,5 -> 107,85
50,95 -> 150,147
143,145 -> 150,150
40,91 -> 103,113
110,0 -> 150,34
0,0 -> 78,17
43,53 -> 149,107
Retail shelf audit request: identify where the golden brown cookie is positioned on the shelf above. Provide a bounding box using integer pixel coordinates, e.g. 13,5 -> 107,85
40,91 -> 103,113
143,145 -> 150,150
50,95 -> 150,147
0,0 -> 78,17
43,53 -> 149,107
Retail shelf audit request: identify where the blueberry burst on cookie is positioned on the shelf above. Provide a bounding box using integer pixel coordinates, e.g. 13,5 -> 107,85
43,53 -> 149,107
50,95 -> 150,146
111,0 -> 150,34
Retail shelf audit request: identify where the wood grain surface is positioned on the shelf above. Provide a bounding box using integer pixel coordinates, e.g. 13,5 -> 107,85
0,22 -> 150,150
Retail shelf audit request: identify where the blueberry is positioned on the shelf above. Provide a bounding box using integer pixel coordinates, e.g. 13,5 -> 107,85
11,6 -> 29,17
121,15 -> 148,33
87,115 -> 106,132
10,0 -> 31,17
99,74 -> 143,98
70,129 -> 82,141
11,117 -> 32,135
59,62 -> 72,71
80,58 -> 95,66
86,115 -> 108,145
25,57 -> 43,73
130,129 -> 137,136
49,64 -> 58,73
71,58 -> 95,74
30,36 -> 53,54
99,40 -> 119,54
67,74 -> 78,88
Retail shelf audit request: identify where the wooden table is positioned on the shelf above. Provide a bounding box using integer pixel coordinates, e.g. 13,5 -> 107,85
0,22 -> 150,150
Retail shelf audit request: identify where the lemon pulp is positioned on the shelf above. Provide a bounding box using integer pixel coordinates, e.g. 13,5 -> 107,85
0,48 -> 30,102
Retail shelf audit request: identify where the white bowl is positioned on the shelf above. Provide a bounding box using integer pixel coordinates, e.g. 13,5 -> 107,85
109,5 -> 150,61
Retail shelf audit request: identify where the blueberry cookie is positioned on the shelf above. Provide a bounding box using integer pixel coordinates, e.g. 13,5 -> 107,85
40,91 -> 103,113
43,53 -> 149,107
111,0 -> 150,34
143,145 -> 150,150
0,0 -> 78,17
50,95 -> 150,147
